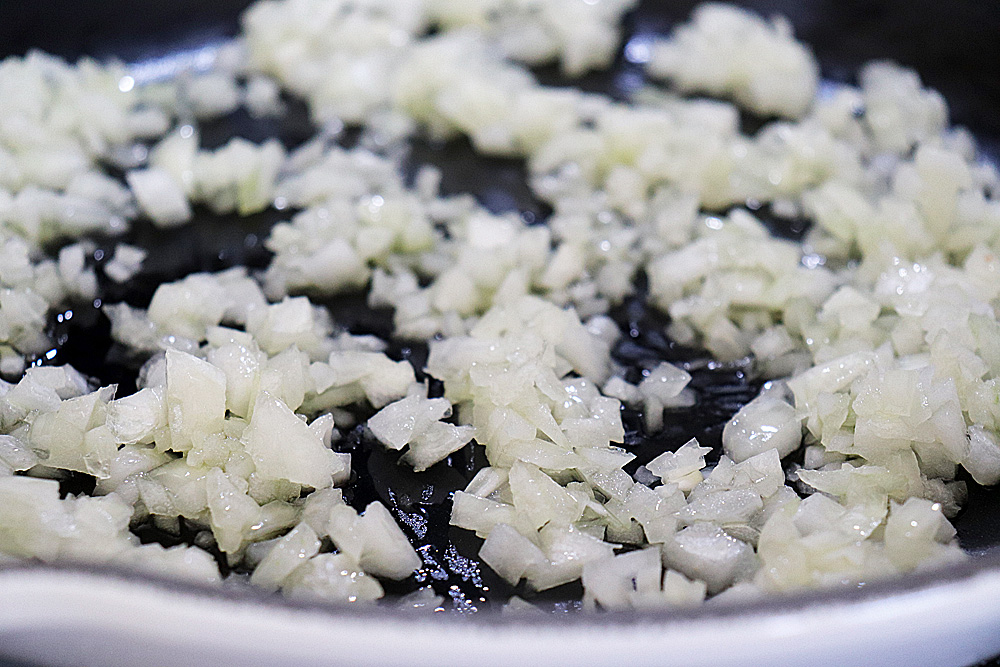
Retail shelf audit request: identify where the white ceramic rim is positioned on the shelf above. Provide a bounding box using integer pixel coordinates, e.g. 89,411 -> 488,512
2,550 -> 1000,667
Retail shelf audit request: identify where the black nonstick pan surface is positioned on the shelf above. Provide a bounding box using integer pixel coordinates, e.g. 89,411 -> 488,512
1,0 -> 999,663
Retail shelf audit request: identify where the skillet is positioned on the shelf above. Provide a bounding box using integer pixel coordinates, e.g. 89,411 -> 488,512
0,0 -> 999,664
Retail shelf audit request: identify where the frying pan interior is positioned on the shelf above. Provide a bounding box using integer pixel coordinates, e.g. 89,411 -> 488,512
1,0 -> 999,611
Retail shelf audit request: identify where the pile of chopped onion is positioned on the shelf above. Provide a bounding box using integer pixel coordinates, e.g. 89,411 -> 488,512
1,0 -> 999,611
